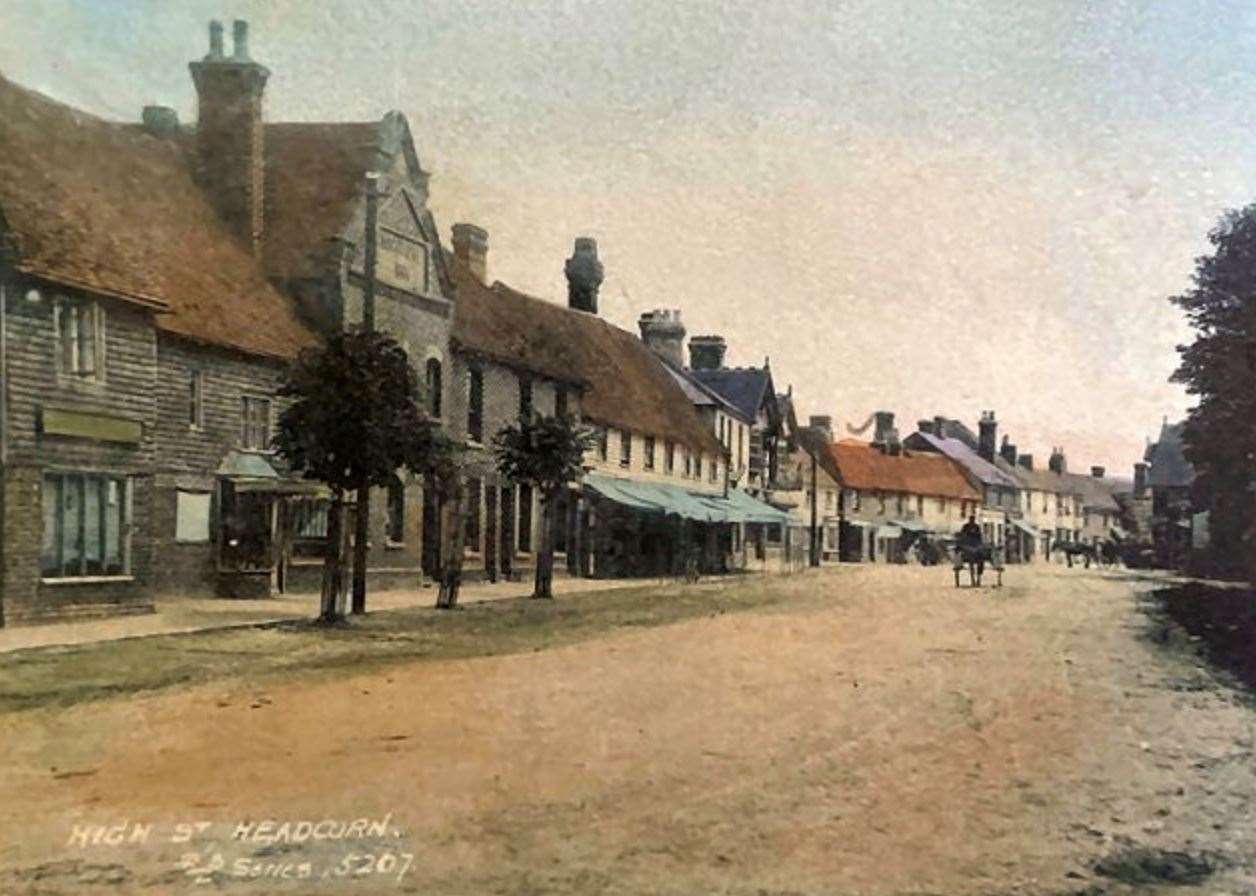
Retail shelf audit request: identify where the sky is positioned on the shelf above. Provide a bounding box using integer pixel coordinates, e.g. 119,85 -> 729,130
5,0 -> 1253,472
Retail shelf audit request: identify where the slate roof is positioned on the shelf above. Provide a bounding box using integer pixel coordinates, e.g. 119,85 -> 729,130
1147,421 -> 1196,489
906,432 -> 1020,489
687,367 -> 774,423
828,439 -> 980,501
0,73 -> 318,361
666,365 -> 751,423
448,259 -> 722,457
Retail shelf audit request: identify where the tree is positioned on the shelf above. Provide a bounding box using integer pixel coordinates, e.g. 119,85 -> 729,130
492,414 -> 595,598
1170,203 -> 1256,581
274,329 -> 451,621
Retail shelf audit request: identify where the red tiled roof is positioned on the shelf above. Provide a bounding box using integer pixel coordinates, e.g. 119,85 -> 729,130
0,74 -> 318,360
829,439 -> 980,500
449,258 -> 722,457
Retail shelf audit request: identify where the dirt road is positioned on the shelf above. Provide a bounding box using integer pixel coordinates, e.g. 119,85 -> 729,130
2,564 -> 1254,895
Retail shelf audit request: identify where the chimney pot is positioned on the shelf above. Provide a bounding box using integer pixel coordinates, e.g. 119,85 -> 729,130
933,415 -> 947,438
232,19 -> 250,61
207,20 -> 225,59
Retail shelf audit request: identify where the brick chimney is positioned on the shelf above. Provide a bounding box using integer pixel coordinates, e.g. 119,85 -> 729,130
1133,462 -> 1149,499
1091,466 -> 1105,479
1018,453 -> 1034,471
933,416 -> 948,439
999,435 -> 1017,466
917,419 -> 935,435
565,237 -> 603,313
977,411 -> 997,462
189,19 -> 269,257
638,309 -> 686,368
451,223 -> 488,283
688,335 -> 727,371
873,411 -> 896,450
808,415 -> 833,441
1048,447 -> 1067,474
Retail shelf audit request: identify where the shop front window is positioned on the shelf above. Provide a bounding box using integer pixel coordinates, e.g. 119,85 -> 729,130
41,473 -> 129,579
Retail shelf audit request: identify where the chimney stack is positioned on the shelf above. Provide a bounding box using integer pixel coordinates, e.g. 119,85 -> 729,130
1018,453 -> 1034,471
999,435 -> 1018,466
688,335 -> 727,371
565,237 -> 603,313
873,411 -> 896,447
1091,466 -> 1105,479
451,223 -> 489,283
977,410 -> 998,462
638,310 -> 686,368
189,19 -> 269,257
1048,447 -> 1067,474
918,419 -> 935,435
933,415 -> 948,439
808,415 -> 833,441
1134,462 -> 1149,499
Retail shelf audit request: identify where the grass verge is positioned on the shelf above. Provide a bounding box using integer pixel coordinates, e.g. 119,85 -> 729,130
0,573 -> 820,714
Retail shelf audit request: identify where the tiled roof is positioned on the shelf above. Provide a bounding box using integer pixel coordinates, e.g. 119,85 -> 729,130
907,432 -> 1021,489
0,73 -> 318,360
829,439 -> 980,501
687,367 -> 774,423
1147,421 -> 1195,488
448,259 -> 722,457
263,121 -> 381,280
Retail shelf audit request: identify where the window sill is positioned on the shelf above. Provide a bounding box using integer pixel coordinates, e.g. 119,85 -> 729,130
42,575 -> 135,586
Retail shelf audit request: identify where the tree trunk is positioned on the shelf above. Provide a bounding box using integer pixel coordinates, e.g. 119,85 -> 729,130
534,489 -> 555,599
351,480 -> 369,615
436,483 -> 465,609
319,492 -> 346,623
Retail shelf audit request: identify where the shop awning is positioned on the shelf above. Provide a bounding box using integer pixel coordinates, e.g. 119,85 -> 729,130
876,525 -> 903,539
216,451 -> 330,497
1009,518 -> 1040,538
894,518 -> 928,533
583,474 -> 788,525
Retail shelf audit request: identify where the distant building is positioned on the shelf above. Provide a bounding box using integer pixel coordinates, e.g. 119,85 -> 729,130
1144,419 -> 1197,566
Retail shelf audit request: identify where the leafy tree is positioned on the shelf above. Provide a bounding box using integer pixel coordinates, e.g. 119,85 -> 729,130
492,414 -> 595,598
274,329 -> 453,621
1170,203 -> 1256,580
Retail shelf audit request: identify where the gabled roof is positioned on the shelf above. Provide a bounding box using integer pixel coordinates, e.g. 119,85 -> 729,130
906,432 -> 1021,489
1147,420 -> 1195,488
1070,474 -> 1121,512
448,259 -> 721,457
687,367 -> 777,426
828,439 -> 980,501
1012,465 -> 1084,495
0,73 -> 317,361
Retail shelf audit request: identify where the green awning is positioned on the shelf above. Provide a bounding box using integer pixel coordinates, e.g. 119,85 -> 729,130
583,475 -> 788,525
216,451 -> 282,480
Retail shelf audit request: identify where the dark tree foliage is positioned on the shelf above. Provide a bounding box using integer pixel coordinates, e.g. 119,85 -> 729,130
492,414 -> 595,599
1170,204 -> 1256,580
274,329 -> 456,620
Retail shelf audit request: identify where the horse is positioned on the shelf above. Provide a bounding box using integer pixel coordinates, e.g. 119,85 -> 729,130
1052,540 -> 1096,569
953,543 -> 1001,588
1098,539 -> 1121,568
